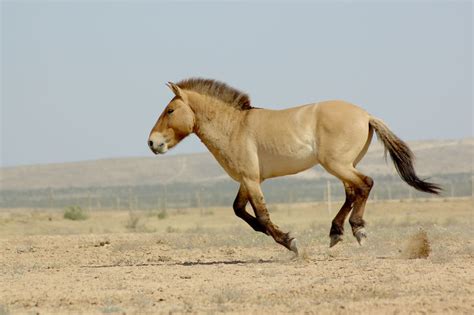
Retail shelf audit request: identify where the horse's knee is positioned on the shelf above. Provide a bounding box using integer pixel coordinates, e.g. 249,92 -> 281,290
233,208 -> 243,218
233,204 -> 245,218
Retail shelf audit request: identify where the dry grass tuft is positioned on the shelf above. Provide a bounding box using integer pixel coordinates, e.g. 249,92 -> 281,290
401,229 -> 431,259
212,286 -> 246,305
63,206 -> 88,221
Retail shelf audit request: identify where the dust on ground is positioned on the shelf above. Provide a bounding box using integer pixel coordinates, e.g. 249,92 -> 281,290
401,228 -> 431,259
0,199 -> 473,314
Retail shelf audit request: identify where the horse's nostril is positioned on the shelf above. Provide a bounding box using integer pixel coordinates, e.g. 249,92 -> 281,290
158,142 -> 165,148
148,140 -> 153,148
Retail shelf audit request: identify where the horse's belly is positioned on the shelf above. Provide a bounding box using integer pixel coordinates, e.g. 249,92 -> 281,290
259,148 -> 318,180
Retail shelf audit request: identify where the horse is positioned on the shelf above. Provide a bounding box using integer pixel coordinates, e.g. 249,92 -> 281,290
148,78 -> 440,254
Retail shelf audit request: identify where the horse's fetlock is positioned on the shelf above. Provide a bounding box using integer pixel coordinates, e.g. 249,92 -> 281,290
279,232 -> 295,249
349,217 -> 365,229
330,222 -> 344,236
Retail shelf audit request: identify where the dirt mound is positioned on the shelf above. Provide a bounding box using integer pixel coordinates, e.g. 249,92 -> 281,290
401,229 -> 431,259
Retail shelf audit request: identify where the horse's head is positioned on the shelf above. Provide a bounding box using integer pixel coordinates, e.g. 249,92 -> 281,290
148,82 -> 195,154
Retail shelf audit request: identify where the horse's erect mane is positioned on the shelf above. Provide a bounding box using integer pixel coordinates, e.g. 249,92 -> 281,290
176,78 -> 252,110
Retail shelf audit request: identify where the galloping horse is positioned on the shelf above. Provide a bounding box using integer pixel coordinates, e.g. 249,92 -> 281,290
148,78 -> 440,254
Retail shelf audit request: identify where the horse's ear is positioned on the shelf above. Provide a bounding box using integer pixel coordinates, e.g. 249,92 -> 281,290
166,82 -> 184,98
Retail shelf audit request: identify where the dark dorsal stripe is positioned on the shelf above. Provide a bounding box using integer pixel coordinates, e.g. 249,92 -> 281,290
176,78 -> 252,110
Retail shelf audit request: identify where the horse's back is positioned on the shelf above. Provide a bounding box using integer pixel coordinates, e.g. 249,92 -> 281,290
248,103 -> 319,133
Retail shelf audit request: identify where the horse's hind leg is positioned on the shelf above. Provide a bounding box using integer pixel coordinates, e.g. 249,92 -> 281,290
322,163 -> 373,246
233,185 -> 268,235
242,179 -> 298,254
329,183 -> 356,247
349,175 -> 373,245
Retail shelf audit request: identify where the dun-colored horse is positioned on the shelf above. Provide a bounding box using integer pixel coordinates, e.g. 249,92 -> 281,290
148,78 -> 440,254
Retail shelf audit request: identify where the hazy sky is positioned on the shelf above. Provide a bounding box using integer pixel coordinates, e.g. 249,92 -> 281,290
1,1 -> 472,167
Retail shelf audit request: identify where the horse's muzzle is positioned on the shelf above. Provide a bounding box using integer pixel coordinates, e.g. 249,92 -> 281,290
148,132 -> 168,154
148,140 -> 168,155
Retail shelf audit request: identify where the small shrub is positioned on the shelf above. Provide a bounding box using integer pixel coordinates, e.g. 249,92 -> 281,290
157,210 -> 168,220
63,206 -> 88,221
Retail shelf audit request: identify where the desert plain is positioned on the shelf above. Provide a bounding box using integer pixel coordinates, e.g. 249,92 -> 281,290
0,198 -> 473,314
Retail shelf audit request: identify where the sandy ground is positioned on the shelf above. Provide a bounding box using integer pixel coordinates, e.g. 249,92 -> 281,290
0,198 -> 473,314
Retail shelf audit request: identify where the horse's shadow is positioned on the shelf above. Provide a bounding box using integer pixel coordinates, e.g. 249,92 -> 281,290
179,259 -> 275,266
81,259 -> 275,269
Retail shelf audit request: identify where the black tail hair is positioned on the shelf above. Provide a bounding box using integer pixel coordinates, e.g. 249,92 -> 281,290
369,118 -> 441,194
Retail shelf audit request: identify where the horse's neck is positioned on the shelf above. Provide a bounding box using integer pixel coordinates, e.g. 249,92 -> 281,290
190,96 -> 243,157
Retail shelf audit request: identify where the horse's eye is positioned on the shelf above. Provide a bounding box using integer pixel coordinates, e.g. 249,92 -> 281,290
167,109 -> 174,115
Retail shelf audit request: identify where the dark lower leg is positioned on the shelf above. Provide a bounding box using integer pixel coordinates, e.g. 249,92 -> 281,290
235,209 -> 268,234
244,180 -> 296,252
329,185 -> 355,247
233,187 -> 267,235
255,211 -> 294,250
349,176 -> 373,243
349,197 -> 368,244
330,184 -> 355,238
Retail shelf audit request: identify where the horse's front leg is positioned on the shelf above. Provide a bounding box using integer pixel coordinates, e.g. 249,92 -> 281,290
233,185 -> 268,235
242,179 -> 299,254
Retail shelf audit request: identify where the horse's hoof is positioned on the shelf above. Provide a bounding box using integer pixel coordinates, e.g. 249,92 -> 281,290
329,234 -> 343,248
289,238 -> 299,255
354,228 -> 367,246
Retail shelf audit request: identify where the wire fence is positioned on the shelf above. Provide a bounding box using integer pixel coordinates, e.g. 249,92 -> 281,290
1,173 -> 471,211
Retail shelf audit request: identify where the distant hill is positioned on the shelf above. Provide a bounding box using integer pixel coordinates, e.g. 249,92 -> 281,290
1,138 -> 472,191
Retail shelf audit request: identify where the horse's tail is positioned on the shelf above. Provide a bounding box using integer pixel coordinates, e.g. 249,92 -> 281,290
369,117 -> 441,194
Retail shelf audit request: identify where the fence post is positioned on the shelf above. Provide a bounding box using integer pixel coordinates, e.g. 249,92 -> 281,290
327,180 -> 332,214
